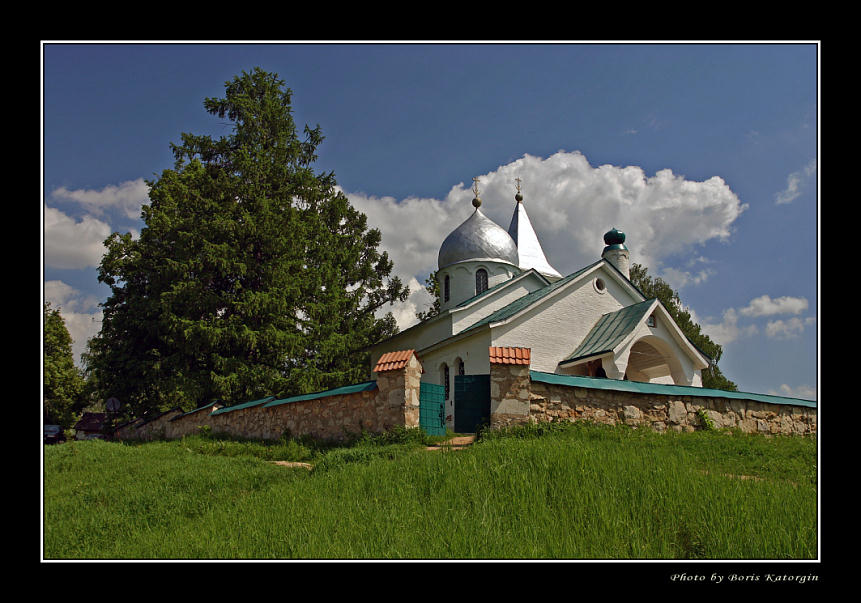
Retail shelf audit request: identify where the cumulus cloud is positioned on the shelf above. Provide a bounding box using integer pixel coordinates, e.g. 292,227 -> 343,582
44,207 -> 111,269
775,159 -> 816,205
698,307 -> 758,347
698,292 -> 815,348
740,294 -> 809,317
769,383 -> 816,401
50,178 -> 150,219
44,280 -> 103,367
765,316 -> 817,340
347,151 -> 748,329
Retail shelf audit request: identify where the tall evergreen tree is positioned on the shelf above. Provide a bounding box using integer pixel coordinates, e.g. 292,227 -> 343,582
44,302 -> 85,427
415,270 -> 441,322
85,68 -> 407,419
629,263 -> 737,391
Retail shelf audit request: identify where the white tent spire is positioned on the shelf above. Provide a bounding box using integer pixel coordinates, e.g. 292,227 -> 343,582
507,179 -> 563,281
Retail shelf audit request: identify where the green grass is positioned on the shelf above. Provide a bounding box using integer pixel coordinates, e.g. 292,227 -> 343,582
43,422 -> 817,560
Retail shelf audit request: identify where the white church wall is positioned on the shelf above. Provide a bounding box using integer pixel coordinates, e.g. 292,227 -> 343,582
439,261 -> 518,311
614,314 -> 703,386
367,313 -> 454,376
491,265 -> 641,373
450,272 -> 547,335
417,329 -> 491,429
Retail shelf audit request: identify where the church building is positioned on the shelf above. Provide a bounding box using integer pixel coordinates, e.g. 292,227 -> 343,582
368,178 -> 711,432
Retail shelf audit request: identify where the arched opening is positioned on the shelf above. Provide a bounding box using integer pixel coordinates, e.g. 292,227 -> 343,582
475,268 -> 488,294
455,357 -> 465,376
443,274 -> 450,302
624,336 -> 686,385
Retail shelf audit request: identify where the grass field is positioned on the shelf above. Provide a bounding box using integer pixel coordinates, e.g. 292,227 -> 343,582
42,422 -> 817,560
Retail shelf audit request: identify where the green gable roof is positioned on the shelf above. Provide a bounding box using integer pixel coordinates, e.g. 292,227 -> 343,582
171,400 -> 220,421
560,299 -> 656,365
530,371 -> 816,407
455,269 -> 549,308
211,396 -> 276,416
461,261 -> 603,334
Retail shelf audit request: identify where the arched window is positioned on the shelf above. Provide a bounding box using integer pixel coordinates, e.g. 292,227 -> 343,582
441,363 -> 450,401
456,358 -> 465,376
443,274 -> 450,303
475,268 -> 488,294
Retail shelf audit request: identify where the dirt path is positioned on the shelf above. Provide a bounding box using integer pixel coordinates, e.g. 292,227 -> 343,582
425,435 -> 475,451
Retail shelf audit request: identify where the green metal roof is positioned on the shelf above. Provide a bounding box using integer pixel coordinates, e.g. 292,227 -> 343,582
530,370 -> 816,408
211,396 -> 276,416
265,381 -> 378,408
455,269 -> 549,308
171,400 -> 219,421
560,299 -> 656,364
461,261 -> 602,333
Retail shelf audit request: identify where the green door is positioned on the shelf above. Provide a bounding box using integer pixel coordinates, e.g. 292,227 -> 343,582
454,374 -> 490,433
419,382 -> 446,436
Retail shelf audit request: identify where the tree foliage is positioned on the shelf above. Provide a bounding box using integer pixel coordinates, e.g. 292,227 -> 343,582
85,68 -> 408,419
629,263 -> 737,391
44,303 -> 85,427
415,270 -> 441,322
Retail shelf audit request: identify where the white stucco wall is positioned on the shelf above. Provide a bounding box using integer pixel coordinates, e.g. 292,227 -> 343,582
491,264 -> 643,373
367,313 -> 454,375
612,318 -> 704,386
417,329 -> 492,429
438,260 -> 519,311
450,271 -> 547,334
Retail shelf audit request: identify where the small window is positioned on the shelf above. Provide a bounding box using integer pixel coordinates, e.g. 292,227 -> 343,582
442,364 -> 450,401
443,274 -> 450,302
476,269 -> 488,294
647,314 -> 656,328
594,277 -> 606,293
457,358 -> 465,376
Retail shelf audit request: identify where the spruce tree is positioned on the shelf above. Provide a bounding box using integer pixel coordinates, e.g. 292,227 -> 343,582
85,68 -> 407,418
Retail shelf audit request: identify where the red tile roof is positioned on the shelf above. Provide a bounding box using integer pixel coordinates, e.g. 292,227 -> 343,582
489,346 -> 531,365
374,350 -> 419,373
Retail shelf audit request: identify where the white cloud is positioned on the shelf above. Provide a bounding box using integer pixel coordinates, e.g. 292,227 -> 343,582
740,294 -> 809,317
50,178 -> 150,219
775,159 -> 816,205
347,150 -> 748,330
768,383 -> 817,401
698,307 -> 758,347
765,317 -> 814,339
659,266 -> 714,289
385,277 -> 434,331
44,207 -> 111,269
44,280 -> 103,367
44,280 -> 100,313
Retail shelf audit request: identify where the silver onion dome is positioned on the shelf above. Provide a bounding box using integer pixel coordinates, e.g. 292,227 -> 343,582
438,207 -> 519,270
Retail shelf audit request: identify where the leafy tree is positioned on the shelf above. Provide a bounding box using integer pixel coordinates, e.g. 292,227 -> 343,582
43,303 -> 85,427
85,68 -> 407,419
629,263 -> 737,391
415,270 -> 441,322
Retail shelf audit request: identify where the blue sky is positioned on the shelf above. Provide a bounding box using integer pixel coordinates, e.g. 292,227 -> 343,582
42,42 -> 818,400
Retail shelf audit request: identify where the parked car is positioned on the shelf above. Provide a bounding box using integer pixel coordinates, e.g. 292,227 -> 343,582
44,425 -> 66,444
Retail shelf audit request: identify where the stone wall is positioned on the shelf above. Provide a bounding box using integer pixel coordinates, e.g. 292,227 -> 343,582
131,409 -> 184,441
489,354 -> 816,436
116,351 -> 424,443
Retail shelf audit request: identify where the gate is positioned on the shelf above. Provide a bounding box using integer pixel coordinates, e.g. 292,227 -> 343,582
419,382 -> 446,436
454,374 -> 490,433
